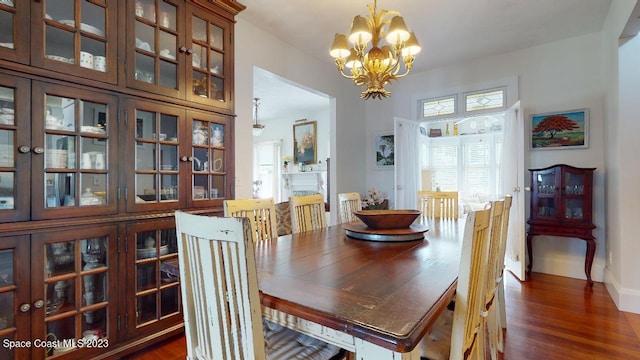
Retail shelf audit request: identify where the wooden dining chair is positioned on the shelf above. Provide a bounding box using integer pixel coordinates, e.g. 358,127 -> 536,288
274,201 -> 292,236
174,211 -> 346,360
337,192 -> 362,223
492,195 -> 513,357
418,191 -> 459,219
289,193 -> 327,233
419,207 -> 492,360
224,198 -> 277,242
482,198 -> 506,360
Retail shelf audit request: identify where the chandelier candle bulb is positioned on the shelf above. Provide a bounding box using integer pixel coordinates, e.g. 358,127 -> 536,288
329,0 -> 421,99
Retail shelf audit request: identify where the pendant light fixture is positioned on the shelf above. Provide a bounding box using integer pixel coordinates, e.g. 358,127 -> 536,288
252,97 -> 264,137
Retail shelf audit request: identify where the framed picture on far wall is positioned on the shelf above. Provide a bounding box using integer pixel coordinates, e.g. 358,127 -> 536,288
293,120 -> 317,164
530,108 -> 589,150
374,132 -> 394,169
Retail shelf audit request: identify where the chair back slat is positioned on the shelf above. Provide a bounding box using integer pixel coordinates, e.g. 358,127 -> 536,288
289,194 -> 327,233
337,192 -> 362,223
418,191 -> 459,219
484,199 -> 505,309
175,212 -> 266,360
224,198 -> 278,242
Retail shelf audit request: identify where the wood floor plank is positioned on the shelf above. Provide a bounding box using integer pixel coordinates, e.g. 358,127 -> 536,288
124,272 -> 640,360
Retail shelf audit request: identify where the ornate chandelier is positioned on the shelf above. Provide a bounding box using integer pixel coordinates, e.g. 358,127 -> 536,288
330,0 -> 421,100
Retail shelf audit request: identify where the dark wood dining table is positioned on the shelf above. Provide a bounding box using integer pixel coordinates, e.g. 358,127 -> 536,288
255,218 -> 465,359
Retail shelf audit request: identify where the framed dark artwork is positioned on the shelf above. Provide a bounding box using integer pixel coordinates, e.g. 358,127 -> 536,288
374,132 -> 394,169
531,109 -> 589,150
293,121 -> 317,164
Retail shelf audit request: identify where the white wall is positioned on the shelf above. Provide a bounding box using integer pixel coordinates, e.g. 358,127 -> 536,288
365,32 -> 609,283
234,17 -> 367,223
604,0 -> 640,313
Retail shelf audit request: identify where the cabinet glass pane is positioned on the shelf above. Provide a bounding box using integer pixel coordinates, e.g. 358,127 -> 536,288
535,172 -> 555,195
564,172 -> 585,195
45,26 -> 75,62
536,198 -> 555,217
210,49 -> 223,75
135,111 -> 179,203
135,227 -> 179,325
135,53 -> 155,83
192,120 -> 225,199
0,86 -> 15,211
45,173 -> 76,208
191,15 -> 226,102
0,173 -> 14,210
210,23 -> 223,50
564,198 -> 584,219
0,9 -> 14,49
158,1 -> 176,31
46,316 -> 76,356
0,249 -> 14,359
44,236 -> 110,354
135,0 -> 178,90
42,93 -> 112,210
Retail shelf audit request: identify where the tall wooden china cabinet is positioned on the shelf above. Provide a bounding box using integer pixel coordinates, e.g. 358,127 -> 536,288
526,164 -> 596,285
0,0 -> 244,358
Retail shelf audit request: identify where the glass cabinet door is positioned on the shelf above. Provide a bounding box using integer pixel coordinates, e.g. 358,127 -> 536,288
0,0 -> 29,64
130,0 -> 184,98
562,169 -> 586,220
188,111 -> 229,207
127,99 -> 185,212
186,6 -> 231,108
533,169 -> 557,218
0,76 -> 29,223
32,0 -> 117,83
126,219 -> 181,338
31,82 -> 118,220
31,226 -> 117,359
0,236 -> 30,360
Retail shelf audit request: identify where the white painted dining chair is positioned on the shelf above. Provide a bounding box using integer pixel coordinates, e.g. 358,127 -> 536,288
491,195 -> 513,357
419,207 -> 492,360
482,198 -> 506,360
289,193 -> 327,233
174,211 -> 346,360
224,198 -> 278,242
337,192 -> 362,223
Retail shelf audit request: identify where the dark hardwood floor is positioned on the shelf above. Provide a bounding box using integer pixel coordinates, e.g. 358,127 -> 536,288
124,272 -> 640,360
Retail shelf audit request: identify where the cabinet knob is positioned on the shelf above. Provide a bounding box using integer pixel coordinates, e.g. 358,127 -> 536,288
19,303 -> 31,312
32,147 -> 45,154
185,48 -> 194,55
33,299 -> 45,309
179,46 -> 188,54
18,145 -> 31,153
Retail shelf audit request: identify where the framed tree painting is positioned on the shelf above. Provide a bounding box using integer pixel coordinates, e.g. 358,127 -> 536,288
293,120 -> 317,164
374,132 -> 394,169
530,109 -> 589,150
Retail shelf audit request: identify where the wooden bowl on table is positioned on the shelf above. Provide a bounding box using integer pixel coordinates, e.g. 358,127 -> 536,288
353,210 -> 421,229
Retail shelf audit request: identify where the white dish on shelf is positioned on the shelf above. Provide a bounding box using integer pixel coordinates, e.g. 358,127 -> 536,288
0,43 -> 14,49
137,245 -> 169,259
45,54 -> 70,63
0,114 -> 14,124
80,125 -> 106,134
58,20 -> 104,37
45,13 -> 52,20
1,108 -> 13,114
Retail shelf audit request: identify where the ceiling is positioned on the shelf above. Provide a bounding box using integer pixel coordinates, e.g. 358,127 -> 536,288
241,0 -> 614,123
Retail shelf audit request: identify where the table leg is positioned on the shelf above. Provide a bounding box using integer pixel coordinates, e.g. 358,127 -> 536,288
584,238 -> 596,286
353,338 -> 421,359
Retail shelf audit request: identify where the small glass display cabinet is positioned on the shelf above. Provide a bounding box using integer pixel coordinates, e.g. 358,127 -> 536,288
527,164 -> 596,284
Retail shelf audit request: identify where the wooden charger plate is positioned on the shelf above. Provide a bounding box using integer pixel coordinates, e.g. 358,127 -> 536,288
343,222 -> 428,242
